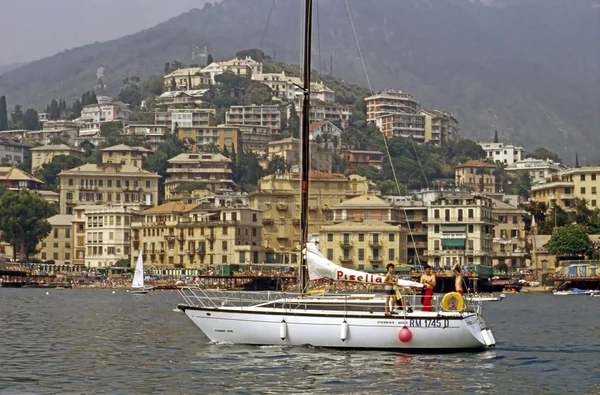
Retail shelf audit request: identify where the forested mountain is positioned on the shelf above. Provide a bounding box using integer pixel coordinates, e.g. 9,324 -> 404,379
0,0 -> 598,162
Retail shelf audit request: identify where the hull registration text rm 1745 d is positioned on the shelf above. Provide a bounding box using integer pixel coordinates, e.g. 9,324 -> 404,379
410,319 -> 450,328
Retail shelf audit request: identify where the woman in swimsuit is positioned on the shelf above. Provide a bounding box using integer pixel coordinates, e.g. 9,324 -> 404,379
384,263 -> 397,316
420,264 -> 436,312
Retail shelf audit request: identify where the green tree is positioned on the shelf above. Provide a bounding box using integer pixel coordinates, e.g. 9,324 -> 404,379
236,49 -> 270,61
267,155 -> 287,175
0,95 -> 8,131
11,104 -> 23,126
175,182 -> 207,194
118,85 -> 142,108
79,140 -> 95,159
0,190 -> 57,260
507,171 -> 532,199
71,99 -> 83,118
22,108 -> 39,130
49,98 -> 60,119
493,130 -> 499,143
548,224 -> 592,257
34,155 -> 84,191
207,54 -> 214,65
527,147 -> 561,163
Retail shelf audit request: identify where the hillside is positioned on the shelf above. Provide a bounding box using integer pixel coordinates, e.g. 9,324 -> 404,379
0,0 -> 598,162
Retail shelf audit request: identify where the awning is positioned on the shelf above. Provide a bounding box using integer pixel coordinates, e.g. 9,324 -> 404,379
441,239 -> 465,247
441,225 -> 466,232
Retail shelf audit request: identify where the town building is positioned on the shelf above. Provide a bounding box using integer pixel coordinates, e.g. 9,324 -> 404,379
81,205 -> 141,268
80,100 -> 130,123
130,202 -> 264,268
225,105 -> 281,133
0,167 -> 43,190
529,166 -> 600,209
36,214 -> 74,265
30,144 -> 84,171
491,199 -> 527,269
165,153 -> 234,200
250,173 -> 373,256
163,68 -> 211,91
201,62 -> 226,84
251,71 -> 295,100
309,120 -> 343,150
169,190 -> 250,208
365,90 -> 419,122
227,124 -> 273,155
122,124 -> 169,150
479,142 -> 526,165
0,138 -> 31,165
100,144 -> 152,168
375,112 -> 426,141
177,125 -> 241,154
419,110 -> 460,146
505,158 -> 562,185
218,56 -> 263,77
155,108 -> 216,132
155,89 -> 211,109
26,128 -> 79,146
454,160 -> 497,193
340,150 -> 384,172
319,220 -> 408,270
390,199 -> 429,265
267,138 -> 332,173
308,101 -> 352,129
57,163 -> 160,215
42,120 -> 79,131
424,194 -> 495,273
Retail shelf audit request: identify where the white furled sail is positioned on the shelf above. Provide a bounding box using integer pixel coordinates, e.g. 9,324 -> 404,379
131,250 -> 145,289
305,243 -> 423,288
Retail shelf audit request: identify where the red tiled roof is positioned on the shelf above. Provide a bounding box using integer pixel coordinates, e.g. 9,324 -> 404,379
290,171 -> 347,180
455,160 -> 496,169
309,120 -> 328,131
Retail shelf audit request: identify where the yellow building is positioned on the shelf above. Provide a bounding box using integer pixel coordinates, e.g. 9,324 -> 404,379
177,125 -> 241,153
163,68 -> 211,91
57,163 -> 160,215
30,144 -> 84,171
36,214 -> 74,264
491,199 -> 527,269
250,172 -> 374,254
226,105 -> 281,133
165,153 -> 235,200
319,220 -> 408,270
530,166 -> 600,209
100,144 -> 152,168
218,56 -> 262,76
425,194 -> 495,272
419,109 -> 460,146
130,202 -> 264,268
268,138 -> 332,173
454,160 -> 497,193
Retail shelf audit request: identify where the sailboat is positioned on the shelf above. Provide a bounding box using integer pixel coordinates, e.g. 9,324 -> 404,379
130,250 -> 149,294
176,0 -> 497,350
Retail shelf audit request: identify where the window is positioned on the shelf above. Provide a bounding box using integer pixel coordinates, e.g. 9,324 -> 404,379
468,209 -> 474,218
388,248 -> 395,261
457,209 -> 463,221
581,174 -> 586,181
468,240 -> 473,250
252,228 -> 257,237
445,209 -> 450,221
222,255 -> 227,264
358,233 -> 364,242
434,225 -> 439,233
388,233 -> 395,242
434,209 -> 440,219
65,253 -> 70,260
53,252 -> 58,260
542,260 -> 548,270
358,248 -> 364,261
222,241 -> 227,250
468,224 -> 474,233
593,200 -> 597,207
223,227 -> 228,236
41,252 -> 47,260
327,248 -> 333,260
511,230 -> 519,238
434,240 -> 440,250
593,174 -> 597,181
593,187 -> 597,194
581,187 -> 586,194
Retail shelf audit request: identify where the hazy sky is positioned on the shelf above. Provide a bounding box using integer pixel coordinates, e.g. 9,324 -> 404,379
0,0 -> 213,65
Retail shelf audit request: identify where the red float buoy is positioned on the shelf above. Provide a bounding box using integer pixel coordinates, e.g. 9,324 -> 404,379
398,326 -> 412,343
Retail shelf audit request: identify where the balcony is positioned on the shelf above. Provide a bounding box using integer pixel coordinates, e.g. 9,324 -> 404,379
547,194 -> 557,200
79,185 -> 97,191
339,239 -> 353,247
369,256 -> 383,263
339,256 -> 353,263
159,249 -> 165,255
164,235 -> 175,241
561,194 -> 574,200
276,203 -> 288,211
440,233 -> 467,239
262,218 -> 274,225
368,240 -> 382,248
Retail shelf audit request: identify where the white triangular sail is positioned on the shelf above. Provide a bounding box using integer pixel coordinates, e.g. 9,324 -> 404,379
131,250 -> 144,289
305,243 -> 423,288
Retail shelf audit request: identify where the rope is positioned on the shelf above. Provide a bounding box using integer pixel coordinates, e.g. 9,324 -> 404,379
260,0 -> 277,48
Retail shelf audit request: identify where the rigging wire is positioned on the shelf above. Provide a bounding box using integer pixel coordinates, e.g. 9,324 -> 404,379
344,0 -> 424,267
260,0 -> 277,49
316,0 -> 323,77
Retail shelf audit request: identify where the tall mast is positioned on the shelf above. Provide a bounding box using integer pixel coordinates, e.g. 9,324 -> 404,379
299,0 -> 313,293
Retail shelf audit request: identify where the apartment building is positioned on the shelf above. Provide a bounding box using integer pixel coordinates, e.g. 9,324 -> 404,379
36,214 -> 74,265
0,138 -> 30,165
391,200 -> 429,265
177,125 -> 241,153
309,120 -> 343,150
82,205 -> 141,268
308,101 -> 352,129
165,153 -> 234,200
225,105 -> 281,133
163,68 -> 211,91
251,72 -> 292,100
340,150 -> 384,172
479,142 -> 526,165
375,112 -> 426,141
424,194 -> 495,274
505,158 -> 562,185
80,100 -> 130,123
491,199 -> 527,268
100,144 -> 151,168
530,166 -> 600,209
155,89 -> 211,109
30,144 -> 84,171
250,173 -> 373,254
218,56 -> 263,77
0,167 -> 43,190
267,138 -> 332,173
57,163 -> 160,215
130,202 -> 264,268
454,160 -> 497,193
122,124 -> 168,150
229,124 -> 273,155
155,108 -> 216,132
319,220 -> 408,270
365,90 -> 419,122
419,110 -> 460,146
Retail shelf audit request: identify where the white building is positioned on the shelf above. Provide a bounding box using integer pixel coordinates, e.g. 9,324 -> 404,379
505,158 -> 563,185
80,100 -> 131,123
479,142 -> 526,166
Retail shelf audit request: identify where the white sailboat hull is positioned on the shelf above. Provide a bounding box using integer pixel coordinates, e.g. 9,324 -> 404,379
180,306 -> 492,350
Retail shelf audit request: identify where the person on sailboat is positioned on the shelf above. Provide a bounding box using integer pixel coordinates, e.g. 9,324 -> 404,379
384,263 -> 397,316
452,259 -> 464,295
420,264 -> 436,312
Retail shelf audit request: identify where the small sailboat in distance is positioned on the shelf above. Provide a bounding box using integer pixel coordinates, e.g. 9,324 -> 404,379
130,250 -> 149,295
